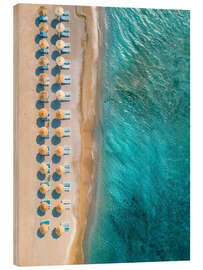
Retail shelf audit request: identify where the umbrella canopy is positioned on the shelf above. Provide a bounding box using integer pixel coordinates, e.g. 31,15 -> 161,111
56,39 -> 65,50
39,184 -> 49,194
56,109 -> 65,120
38,6 -> 47,16
56,56 -> 65,66
55,127 -> 65,138
39,38 -> 49,49
55,183 -> 64,194
39,126 -> 48,137
40,202 -> 49,212
56,73 -> 65,84
55,146 -> 64,157
39,145 -> 48,155
39,108 -> 48,118
39,22 -> 48,33
39,73 -> 48,84
56,90 -> 65,100
39,90 -> 48,101
39,224 -> 49,235
56,203 -> 65,214
56,22 -> 65,33
56,165 -> 65,175
55,225 -> 65,236
55,6 -> 64,16
39,163 -> 48,174
39,56 -> 49,66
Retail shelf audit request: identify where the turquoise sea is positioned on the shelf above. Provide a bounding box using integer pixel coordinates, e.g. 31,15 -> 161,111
84,8 -> 190,263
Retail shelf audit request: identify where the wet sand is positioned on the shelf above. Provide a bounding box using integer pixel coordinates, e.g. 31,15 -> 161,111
69,6 -> 100,264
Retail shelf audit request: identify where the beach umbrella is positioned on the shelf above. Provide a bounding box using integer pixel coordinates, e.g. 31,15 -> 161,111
39,22 -> 48,32
56,90 -> 65,100
38,6 -> 47,16
55,6 -> 64,17
55,183 -> 64,194
56,203 -> 65,214
56,73 -> 65,84
39,38 -> 49,49
40,202 -> 49,212
39,73 -> 48,84
56,165 -> 65,175
39,108 -> 48,118
56,22 -> 65,33
39,184 -> 49,194
55,146 -> 64,157
56,109 -> 65,120
39,163 -> 48,174
39,145 -> 48,155
55,127 -> 65,138
39,126 -> 48,137
55,225 -> 65,236
39,90 -> 48,101
39,56 -> 49,66
56,39 -> 65,50
39,224 -> 49,235
56,56 -> 65,66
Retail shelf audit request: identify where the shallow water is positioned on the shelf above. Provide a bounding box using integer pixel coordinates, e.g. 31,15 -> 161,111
84,7 -> 190,263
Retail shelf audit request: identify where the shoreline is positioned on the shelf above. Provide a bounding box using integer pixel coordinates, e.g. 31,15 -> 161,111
69,6 -> 100,264
82,6 -> 105,263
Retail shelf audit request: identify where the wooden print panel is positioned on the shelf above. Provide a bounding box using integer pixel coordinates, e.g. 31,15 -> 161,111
14,4 -> 97,266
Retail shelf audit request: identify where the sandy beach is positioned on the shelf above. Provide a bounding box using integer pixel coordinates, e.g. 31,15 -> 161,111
14,4 -> 100,266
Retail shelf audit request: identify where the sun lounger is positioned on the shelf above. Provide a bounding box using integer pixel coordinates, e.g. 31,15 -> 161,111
40,220 -> 50,226
39,15 -> 48,22
40,32 -> 48,38
61,47 -> 70,54
64,182 -> 71,192
64,128 -> 71,137
57,92 -> 71,102
61,200 -> 71,209
40,181 -> 50,188
64,164 -> 71,173
39,77 -> 50,86
39,48 -> 49,54
60,110 -> 71,120
61,222 -> 70,231
41,199 -> 51,209
61,75 -> 71,85
61,31 -> 70,38
60,60 -> 71,69
40,64 -> 49,70
60,15 -> 69,22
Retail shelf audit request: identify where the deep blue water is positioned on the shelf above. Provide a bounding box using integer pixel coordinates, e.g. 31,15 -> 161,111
84,7 -> 190,263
